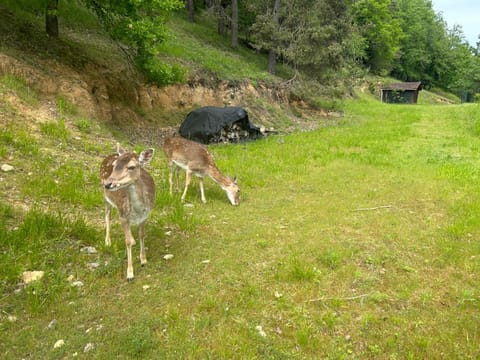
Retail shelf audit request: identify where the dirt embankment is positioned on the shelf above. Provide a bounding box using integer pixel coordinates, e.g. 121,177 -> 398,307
1,51 -> 306,138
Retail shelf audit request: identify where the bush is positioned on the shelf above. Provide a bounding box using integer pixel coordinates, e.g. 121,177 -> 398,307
138,56 -> 185,86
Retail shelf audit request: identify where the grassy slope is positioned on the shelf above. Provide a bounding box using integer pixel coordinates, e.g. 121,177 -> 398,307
1,4 -> 480,360
2,82 -> 480,358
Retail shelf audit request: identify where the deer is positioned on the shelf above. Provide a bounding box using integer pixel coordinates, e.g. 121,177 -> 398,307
99,144 -> 156,281
162,136 -> 240,206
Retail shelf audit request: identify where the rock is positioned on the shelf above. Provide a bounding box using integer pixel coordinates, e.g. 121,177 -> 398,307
22,271 -> 45,284
1,164 -> 14,172
87,262 -> 100,270
7,315 -> 17,322
255,325 -> 267,337
71,280 -> 84,287
48,319 -> 57,329
163,254 -> 174,260
54,339 -> 65,349
80,246 -> 97,254
84,343 -> 95,353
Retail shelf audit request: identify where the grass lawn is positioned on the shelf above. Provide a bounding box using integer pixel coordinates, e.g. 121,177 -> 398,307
1,93 -> 480,359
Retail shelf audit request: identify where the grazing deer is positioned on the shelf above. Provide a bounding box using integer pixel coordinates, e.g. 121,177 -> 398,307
162,136 -> 240,206
99,144 -> 155,281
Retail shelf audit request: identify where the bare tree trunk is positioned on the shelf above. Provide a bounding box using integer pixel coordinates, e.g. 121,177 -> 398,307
231,0 -> 238,48
186,0 -> 195,22
268,0 -> 281,74
46,0 -> 59,37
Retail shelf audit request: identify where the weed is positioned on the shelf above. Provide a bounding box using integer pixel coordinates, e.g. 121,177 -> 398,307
0,74 -> 39,105
40,118 -> 69,142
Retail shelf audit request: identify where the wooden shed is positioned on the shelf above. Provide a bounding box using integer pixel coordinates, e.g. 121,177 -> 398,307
381,82 -> 422,104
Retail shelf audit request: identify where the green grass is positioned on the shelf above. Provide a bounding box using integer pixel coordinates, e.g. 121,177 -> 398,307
160,14 -> 293,82
3,95 -> 480,358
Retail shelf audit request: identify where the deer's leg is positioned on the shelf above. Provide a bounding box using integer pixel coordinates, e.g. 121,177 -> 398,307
175,165 -> 180,192
168,163 -> 175,195
199,177 -> 207,203
120,218 -> 135,281
138,221 -> 147,266
181,169 -> 192,202
104,202 -> 112,246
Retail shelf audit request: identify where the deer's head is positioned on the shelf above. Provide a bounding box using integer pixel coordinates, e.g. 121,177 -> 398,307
102,147 -> 154,191
223,176 -> 240,206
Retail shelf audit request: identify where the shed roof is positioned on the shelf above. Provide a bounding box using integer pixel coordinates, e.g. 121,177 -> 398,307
382,82 -> 422,91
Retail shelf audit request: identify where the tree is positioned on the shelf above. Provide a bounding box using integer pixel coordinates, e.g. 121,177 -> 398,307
248,0 -> 283,74
186,0 -> 195,22
352,0 -> 402,74
83,0 -> 183,85
250,0 -> 355,78
231,0 -> 238,48
46,0 -> 59,37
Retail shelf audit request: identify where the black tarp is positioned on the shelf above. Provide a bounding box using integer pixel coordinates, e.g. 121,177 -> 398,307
179,106 -> 263,144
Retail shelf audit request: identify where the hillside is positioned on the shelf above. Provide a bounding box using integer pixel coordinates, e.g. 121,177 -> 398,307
0,6 -> 343,148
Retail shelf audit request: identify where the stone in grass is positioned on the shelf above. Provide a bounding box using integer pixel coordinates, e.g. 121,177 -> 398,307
22,271 -> 44,284
80,246 -> 97,254
54,339 -> 65,349
1,164 -> 14,172
84,343 -> 95,353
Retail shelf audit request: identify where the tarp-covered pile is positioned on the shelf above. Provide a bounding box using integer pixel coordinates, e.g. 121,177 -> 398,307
179,106 -> 263,144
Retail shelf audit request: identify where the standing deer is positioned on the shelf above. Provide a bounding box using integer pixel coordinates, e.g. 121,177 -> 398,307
162,136 -> 240,206
99,144 -> 155,281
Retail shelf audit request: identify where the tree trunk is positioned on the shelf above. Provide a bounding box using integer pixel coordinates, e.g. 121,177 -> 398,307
46,0 -> 59,37
231,0 -> 238,48
268,50 -> 276,74
268,0 -> 281,74
186,0 -> 195,22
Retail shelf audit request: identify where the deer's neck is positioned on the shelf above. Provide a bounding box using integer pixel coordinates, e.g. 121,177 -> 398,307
127,183 -> 149,214
207,165 -> 232,189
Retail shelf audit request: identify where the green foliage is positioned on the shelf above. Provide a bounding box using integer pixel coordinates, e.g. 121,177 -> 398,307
83,0 -> 183,86
352,0 -> 402,74
250,0 -> 356,80
138,56 -> 185,85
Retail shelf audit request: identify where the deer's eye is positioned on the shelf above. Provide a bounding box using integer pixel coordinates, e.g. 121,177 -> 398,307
127,165 -> 136,171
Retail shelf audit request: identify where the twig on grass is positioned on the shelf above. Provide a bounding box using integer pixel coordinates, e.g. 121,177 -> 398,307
306,293 -> 372,303
353,205 -> 394,212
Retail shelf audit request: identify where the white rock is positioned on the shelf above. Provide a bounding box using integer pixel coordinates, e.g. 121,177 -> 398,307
71,280 -> 84,287
7,315 -> 17,322
22,271 -> 45,284
255,325 -> 267,337
1,164 -> 14,172
48,319 -> 57,329
201,259 -> 211,264
143,285 -> 150,291
80,246 -> 97,254
67,274 -> 75,282
88,262 -> 100,270
54,339 -> 65,349
84,343 -> 95,353
163,254 -> 174,260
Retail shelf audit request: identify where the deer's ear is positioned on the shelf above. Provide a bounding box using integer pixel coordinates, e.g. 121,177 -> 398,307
139,148 -> 155,166
233,176 -> 237,184
116,142 -> 126,155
